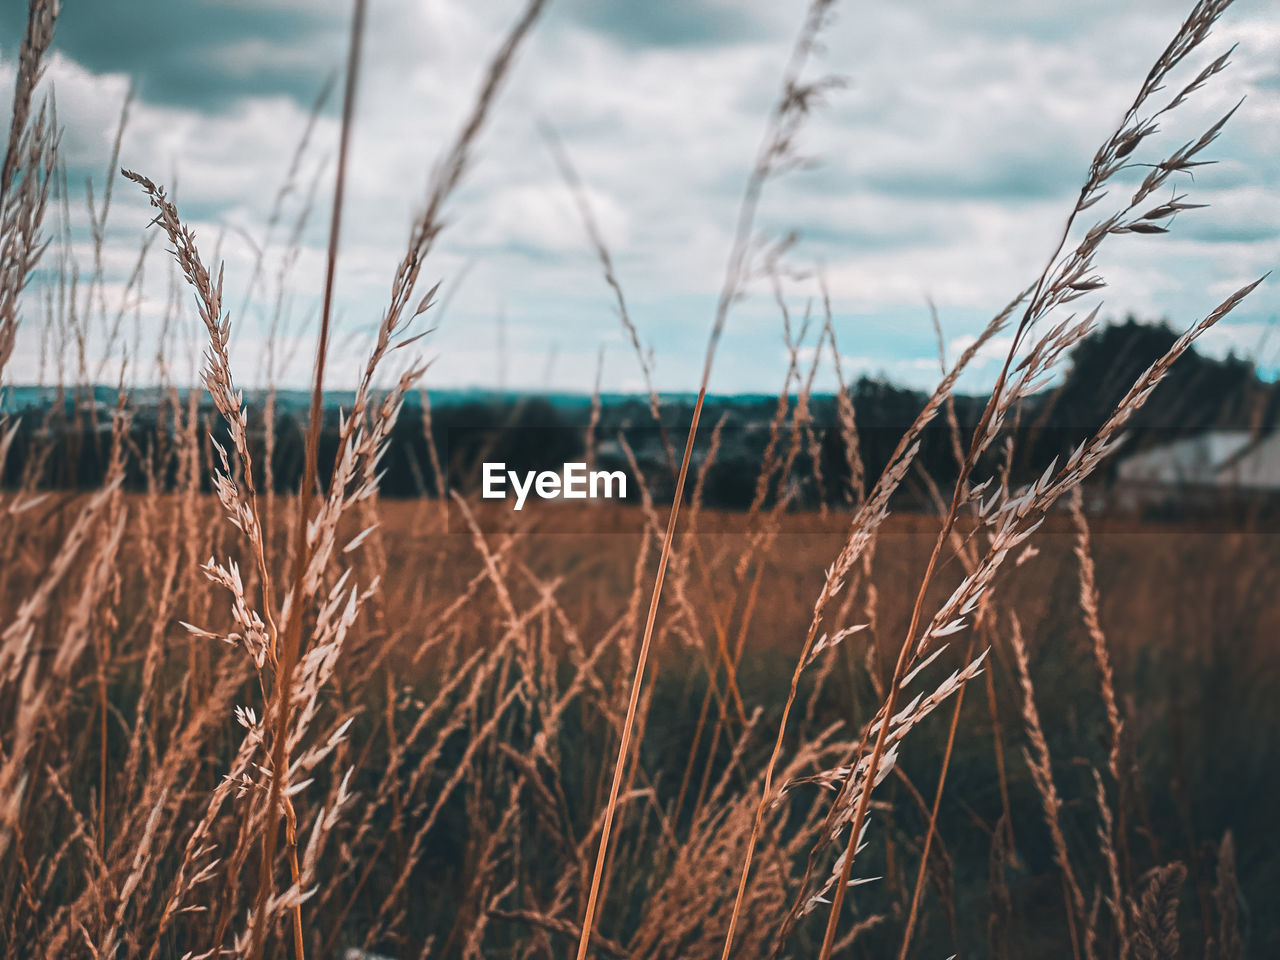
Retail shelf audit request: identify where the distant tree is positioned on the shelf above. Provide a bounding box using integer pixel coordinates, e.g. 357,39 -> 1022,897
4,319 -> 1273,506
1024,317 -> 1264,478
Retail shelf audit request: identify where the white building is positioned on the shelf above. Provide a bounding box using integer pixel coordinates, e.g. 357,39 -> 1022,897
1113,429 -> 1280,508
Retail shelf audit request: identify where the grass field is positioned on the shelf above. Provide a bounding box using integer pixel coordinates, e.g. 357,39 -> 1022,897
2,0 -> 1275,956
2,492 -> 1275,956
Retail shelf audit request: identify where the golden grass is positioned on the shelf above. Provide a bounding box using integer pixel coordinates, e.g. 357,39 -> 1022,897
1,0 -> 1276,956
1,489 -> 1275,957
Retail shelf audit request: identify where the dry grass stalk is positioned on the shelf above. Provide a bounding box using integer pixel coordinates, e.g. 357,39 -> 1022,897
574,406 -> 703,960
0,0 -> 1271,957
1131,863 -> 1188,960
252,3 -> 367,955
579,3 -> 847,950
0,0 -> 58,386
1011,614 -> 1087,957
815,3 -> 1255,945
543,125 -> 677,476
821,273 -> 863,504
1207,833 -> 1241,960
1071,488 -> 1125,783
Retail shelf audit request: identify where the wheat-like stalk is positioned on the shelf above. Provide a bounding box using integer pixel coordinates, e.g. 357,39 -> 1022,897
0,0 -> 1273,957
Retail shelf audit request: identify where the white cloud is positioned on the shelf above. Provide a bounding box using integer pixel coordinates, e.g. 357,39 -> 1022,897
3,0 -> 1278,396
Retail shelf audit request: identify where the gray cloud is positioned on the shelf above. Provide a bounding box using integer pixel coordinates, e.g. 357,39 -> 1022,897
2,0 -> 1277,395
1,1 -> 343,110
1181,221 -> 1280,244
862,152 -> 1082,202
556,0 -> 764,48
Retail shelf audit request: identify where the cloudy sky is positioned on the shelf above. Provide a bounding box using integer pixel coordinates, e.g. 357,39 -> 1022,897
2,0 -> 1278,395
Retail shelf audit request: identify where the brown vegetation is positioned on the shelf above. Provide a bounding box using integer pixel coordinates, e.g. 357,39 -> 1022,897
0,0 -> 1275,957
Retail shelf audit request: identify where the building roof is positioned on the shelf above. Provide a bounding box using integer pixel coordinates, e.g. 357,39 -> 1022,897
1116,430 -> 1280,491
1221,430 -> 1280,490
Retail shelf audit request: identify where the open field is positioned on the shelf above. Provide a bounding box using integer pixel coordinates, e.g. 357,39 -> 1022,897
2,492 -> 1276,956
4,0 -> 1279,956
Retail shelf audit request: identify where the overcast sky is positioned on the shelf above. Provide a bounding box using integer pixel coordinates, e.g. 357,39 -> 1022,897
2,0 -> 1278,395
